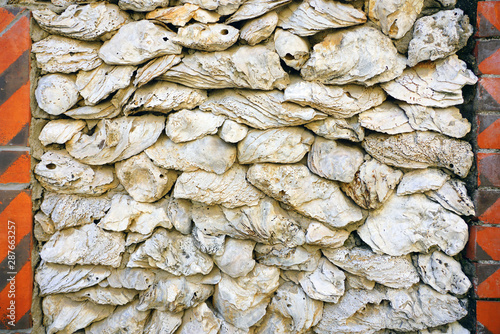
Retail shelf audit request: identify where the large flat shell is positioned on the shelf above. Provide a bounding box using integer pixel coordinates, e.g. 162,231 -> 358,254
362,131 -> 474,177
301,26 -> 406,86
247,163 -> 363,228
381,55 -> 478,107
161,45 -> 289,90
277,0 -> 366,36
98,20 -> 182,65
33,3 -> 130,41
66,115 -> 165,165
200,89 -> 326,129
32,35 -> 102,73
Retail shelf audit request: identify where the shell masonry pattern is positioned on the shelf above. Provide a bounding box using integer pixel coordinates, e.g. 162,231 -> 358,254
0,0 -> 498,333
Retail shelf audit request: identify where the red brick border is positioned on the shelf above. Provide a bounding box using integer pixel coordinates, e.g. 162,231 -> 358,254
0,7 -> 32,330
469,2 -> 500,333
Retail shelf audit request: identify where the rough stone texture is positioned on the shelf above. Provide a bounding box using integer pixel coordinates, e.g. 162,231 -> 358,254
119,0 -> 169,11
277,0 -> 366,36
301,26 -> 407,86
219,120 -> 248,143
399,103 -> 471,138
323,246 -> 419,288
143,310 -> 183,334
222,197 -> 306,247
284,80 -> 386,118
213,238 -> 256,278
213,264 -> 280,330
179,0 -> 245,15
34,150 -> 119,196
42,295 -> 115,334
340,157 -> 403,210
166,109 -> 225,143
137,275 -> 214,312
40,192 -> 111,230
146,135 -> 236,174
66,115 -> 165,165
36,262 -> 111,295
39,119 -> 86,146
115,153 -> 178,203
381,55 -> 478,107
87,300 -> 150,334
397,168 -> 450,195
166,197 -> 193,235
33,3 -> 130,41
238,127 -> 314,164
75,64 -> 136,105
134,55 -> 183,87
248,163 -> 363,227
226,0 -> 289,23
255,244 -> 321,271
263,282 -> 323,333
35,74 -> 79,115
368,0 -> 424,39
124,81 -> 207,115
408,9 -> 473,66
415,251 -> 471,295
104,268 -> 155,290
240,12 -> 278,45
174,164 -> 264,208
315,284 -> 467,334
99,20 -> 182,65
308,137 -> 364,183
358,102 -> 414,134
305,223 -> 350,248
30,0 -> 477,331
66,286 -> 138,305
358,193 -> 468,256
172,23 -> 239,51
425,179 -> 475,216
146,4 -> 221,26
362,131 -> 474,177
98,194 -> 171,233
201,89 -> 326,129
128,228 -> 214,275
177,302 -> 221,334
305,117 -> 364,142
297,257 -> 345,303
40,224 -> 126,267
274,29 -> 310,70
32,35 -> 103,73
161,45 -> 290,90
65,101 -> 121,120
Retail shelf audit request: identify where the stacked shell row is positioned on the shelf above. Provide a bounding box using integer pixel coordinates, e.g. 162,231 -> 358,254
31,0 -> 476,333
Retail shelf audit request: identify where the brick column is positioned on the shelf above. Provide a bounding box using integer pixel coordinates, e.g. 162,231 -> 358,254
466,1 -> 500,333
0,6 -> 33,331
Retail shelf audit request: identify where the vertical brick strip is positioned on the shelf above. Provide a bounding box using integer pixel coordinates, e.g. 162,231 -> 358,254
0,7 -> 32,330
471,2 -> 500,333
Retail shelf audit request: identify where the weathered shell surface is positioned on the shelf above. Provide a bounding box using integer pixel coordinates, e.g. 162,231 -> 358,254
33,3 -> 130,41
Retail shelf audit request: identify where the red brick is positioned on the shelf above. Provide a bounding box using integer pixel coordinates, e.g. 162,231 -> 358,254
0,82 -> 30,146
476,40 -> 500,75
0,190 -> 32,329
475,189 -> 500,225
475,263 -> 500,299
0,151 -> 30,185
478,153 -> 500,187
477,301 -> 500,334
478,114 -> 500,149
477,1 -> 500,37
0,14 -> 30,75
0,8 -> 16,33
467,226 -> 500,260
476,78 -> 500,112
